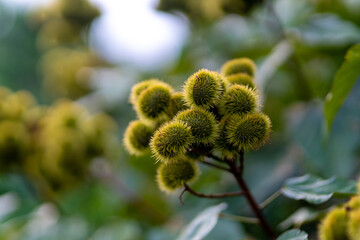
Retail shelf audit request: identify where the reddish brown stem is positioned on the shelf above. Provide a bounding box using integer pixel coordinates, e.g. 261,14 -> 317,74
227,153 -> 276,239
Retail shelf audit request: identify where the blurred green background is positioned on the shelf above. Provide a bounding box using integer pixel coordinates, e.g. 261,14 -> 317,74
0,0 -> 360,239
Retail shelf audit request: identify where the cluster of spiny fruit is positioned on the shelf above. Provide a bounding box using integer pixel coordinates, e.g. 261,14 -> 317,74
318,182 -> 360,240
0,86 -> 118,197
124,58 -> 271,192
31,0 -> 104,99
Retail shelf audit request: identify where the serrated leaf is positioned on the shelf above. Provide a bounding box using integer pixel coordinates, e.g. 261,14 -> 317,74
277,229 -> 308,240
324,43 -> 360,130
177,203 -> 227,240
282,174 -> 357,204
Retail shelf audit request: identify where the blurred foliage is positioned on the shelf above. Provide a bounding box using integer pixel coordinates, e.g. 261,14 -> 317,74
0,0 -> 360,239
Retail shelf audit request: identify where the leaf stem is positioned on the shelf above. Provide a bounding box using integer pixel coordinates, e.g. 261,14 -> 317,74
219,213 -> 260,224
259,189 -> 282,210
182,183 -> 244,200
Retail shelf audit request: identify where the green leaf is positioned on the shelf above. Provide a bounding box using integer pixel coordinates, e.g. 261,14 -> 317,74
282,174 -> 357,204
177,203 -> 227,240
324,43 -> 360,130
278,207 -> 323,230
277,229 -> 308,240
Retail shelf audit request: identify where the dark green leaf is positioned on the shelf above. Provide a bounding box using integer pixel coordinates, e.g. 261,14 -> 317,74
277,229 -> 308,240
324,43 -> 360,129
282,174 -> 357,204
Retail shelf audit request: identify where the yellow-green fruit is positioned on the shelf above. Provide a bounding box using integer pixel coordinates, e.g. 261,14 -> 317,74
59,0 -> 100,25
348,209 -> 360,240
347,196 -> 360,211
227,113 -> 271,151
0,121 -> 30,170
39,128 -> 87,191
183,69 -> 223,109
221,85 -> 258,116
41,100 -> 86,132
175,108 -> 218,144
124,120 -> 154,156
156,158 -> 198,193
84,113 -> 118,158
166,92 -> 188,119
150,120 -> 193,163
1,90 -> 36,120
215,116 -> 237,158
37,19 -> 81,50
137,84 -> 172,120
226,73 -> 255,89
318,208 -> 349,240
221,58 -> 256,77
129,79 -> 172,105
41,47 -> 98,99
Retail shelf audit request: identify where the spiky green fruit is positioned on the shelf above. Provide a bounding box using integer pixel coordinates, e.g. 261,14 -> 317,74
318,208 -> 349,240
221,58 -> 256,77
123,120 -> 154,156
129,79 -> 172,105
175,108 -> 218,144
348,209 -> 360,240
226,73 -> 255,89
150,120 -> 193,163
221,85 -> 258,116
166,92 -> 188,119
183,69 -> 223,109
227,113 -> 271,151
136,84 -> 172,121
215,116 -> 237,158
156,158 -> 198,193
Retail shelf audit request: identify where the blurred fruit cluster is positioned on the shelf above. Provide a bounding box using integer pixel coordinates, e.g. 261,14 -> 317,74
30,0 -> 106,99
0,86 -> 118,199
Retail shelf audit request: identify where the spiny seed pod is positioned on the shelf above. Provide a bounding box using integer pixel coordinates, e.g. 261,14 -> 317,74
165,92 -> 188,119
129,79 -> 172,105
348,209 -> 360,240
156,158 -> 198,193
221,85 -> 258,116
175,108 -> 218,144
136,84 -> 172,121
215,116 -> 237,158
318,208 -> 349,240
183,69 -> 222,109
226,73 -> 255,89
221,58 -> 256,77
124,120 -> 154,156
150,120 -> 193,163
227,113 -> 271,151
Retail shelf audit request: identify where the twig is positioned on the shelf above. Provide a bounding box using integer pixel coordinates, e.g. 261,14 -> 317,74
185,184 -> 243,198
238,149 -> 245,175
199,160 -> 231,172
259,189 -> 282,209
179,188 -> 186,206
219,213 -> 260,224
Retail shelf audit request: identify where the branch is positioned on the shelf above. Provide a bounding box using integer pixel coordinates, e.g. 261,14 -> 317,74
179,184 -> 244,205
238,149 -> 245,175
